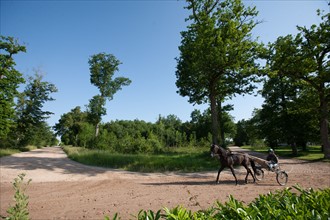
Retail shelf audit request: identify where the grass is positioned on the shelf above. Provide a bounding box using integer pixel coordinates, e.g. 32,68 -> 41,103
63,145 -> 330,172
241,145 -> 330,162
0,145 -> 39,158
0,148 -> 21,157
62,146 -> 219,173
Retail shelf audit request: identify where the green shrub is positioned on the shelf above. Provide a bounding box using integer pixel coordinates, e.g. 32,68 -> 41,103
105,186 -> 330,220
2,173 -> 31,220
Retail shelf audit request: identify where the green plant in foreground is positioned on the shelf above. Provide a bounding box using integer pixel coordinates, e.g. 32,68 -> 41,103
2,173 -> 31,220
105,185 -> 330,220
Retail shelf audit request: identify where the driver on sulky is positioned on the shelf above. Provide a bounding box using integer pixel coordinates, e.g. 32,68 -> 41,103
267,148 -> 279,171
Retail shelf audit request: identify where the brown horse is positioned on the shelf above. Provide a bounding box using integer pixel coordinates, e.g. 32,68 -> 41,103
210,144 -> 256,185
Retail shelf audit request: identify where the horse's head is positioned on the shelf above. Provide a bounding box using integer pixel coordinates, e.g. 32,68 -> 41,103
211,144 -> 227,158
210,144 -> 220,157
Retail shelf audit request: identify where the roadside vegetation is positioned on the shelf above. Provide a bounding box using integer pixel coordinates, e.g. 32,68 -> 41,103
1,1 -> 329,161
0,146 -> 39,158
5,174 -> 329,220
63,145 -> 218,172
62,144 -> 328,173
1,174 -> 31,220
119,185 -> 330,220
3,174 -> 329,220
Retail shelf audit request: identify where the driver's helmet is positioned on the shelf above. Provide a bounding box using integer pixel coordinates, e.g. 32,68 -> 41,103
268,148 -> 274,153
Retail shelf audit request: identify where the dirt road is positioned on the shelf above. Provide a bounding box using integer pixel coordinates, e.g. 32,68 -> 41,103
1,146 -> 329,219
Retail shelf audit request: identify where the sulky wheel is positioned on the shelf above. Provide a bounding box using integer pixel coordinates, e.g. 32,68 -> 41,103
254,169 -> 264,181
276,171 -> 288,186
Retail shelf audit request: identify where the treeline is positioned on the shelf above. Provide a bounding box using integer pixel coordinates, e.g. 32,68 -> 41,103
1,1 -> 329,158
0,36 -> 58,148
54,107 -> 236,153
175,1 -> 329,158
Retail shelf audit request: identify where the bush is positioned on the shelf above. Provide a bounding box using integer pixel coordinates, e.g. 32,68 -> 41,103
106,185 -> 330,219
2,173 -> 31,220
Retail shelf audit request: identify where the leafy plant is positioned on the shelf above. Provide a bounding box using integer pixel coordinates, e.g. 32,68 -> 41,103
3,173 -> 31,220
137,210 -> 162,220
105,185 -> 329,220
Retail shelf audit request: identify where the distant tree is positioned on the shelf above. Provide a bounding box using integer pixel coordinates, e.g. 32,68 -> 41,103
15,72 -> 57,146
267,11 -> 330,158
0,36 -> 26,139
189,109 -> 212,141
54,106 -> 88,146
86,95 -> 106,137
176,0 -> 263,145
88,53 -> 131,137
234,120 -> 249,146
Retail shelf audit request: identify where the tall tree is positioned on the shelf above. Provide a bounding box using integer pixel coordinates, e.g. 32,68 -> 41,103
267,11 -> 330,158
258,75 -> 319,154
0,36 -> 26,139
88,53 -> 131,136
176,0 -> 263,145
86,95 -> 106,137
15,72 -> 57,146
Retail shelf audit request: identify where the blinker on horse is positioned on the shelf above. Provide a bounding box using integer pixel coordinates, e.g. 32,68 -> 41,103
210,144 -> 256,185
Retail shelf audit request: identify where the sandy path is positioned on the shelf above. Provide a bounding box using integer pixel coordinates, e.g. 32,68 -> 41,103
1,146 -> 329,219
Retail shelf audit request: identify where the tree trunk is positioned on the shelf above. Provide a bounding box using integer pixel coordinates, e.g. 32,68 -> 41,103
320,90 -> 330,159
210,93 -> 219,145
95,122 -> 100,137
291,142 -> 298,156
217,100 -> 225,147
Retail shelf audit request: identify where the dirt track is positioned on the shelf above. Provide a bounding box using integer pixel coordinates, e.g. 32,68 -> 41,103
1,146 -> 329,219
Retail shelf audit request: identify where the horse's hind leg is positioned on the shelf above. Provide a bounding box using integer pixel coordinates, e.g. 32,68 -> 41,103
243,165 -> 255,184
216,166 -> 225,183
229,166 -> 238,185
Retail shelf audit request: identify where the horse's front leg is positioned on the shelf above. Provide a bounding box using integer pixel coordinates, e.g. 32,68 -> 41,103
216,166 -> 225,184
229,166 -> 238,185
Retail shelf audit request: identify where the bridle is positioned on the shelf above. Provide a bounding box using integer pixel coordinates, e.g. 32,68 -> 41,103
211,144 -> 220,158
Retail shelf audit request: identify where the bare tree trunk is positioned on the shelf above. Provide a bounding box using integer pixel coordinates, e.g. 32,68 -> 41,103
217,100 -> 225,147
320,90 -> 330,159
210,93 -> 219,145
95,122 -> 100,137
291,142 -> 298,156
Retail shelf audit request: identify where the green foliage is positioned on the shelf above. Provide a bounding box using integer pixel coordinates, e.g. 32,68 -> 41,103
0,148 -> 21,157
246,186 -> 330,219
265,11 -> 330,158
0,146 -> 39,158
0,36 -> 26,139
0,38 -> 57,149
89,53 -> 131,100
176,0 -> 263,143
87,52 -> 131,137
233,120 -> 249,146
3,173 -> 31,220
86,95 -> 107,127
256,71 -> 319,152
56,109 -> 236,153
54,106 -> 88,146
106,186 -> 330,219
63,146 -> 217,172
136,210 -> 162,220
14,72 -> 57,147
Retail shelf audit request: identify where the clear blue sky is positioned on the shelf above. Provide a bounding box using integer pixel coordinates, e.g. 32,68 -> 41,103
1,0 -> 329,127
